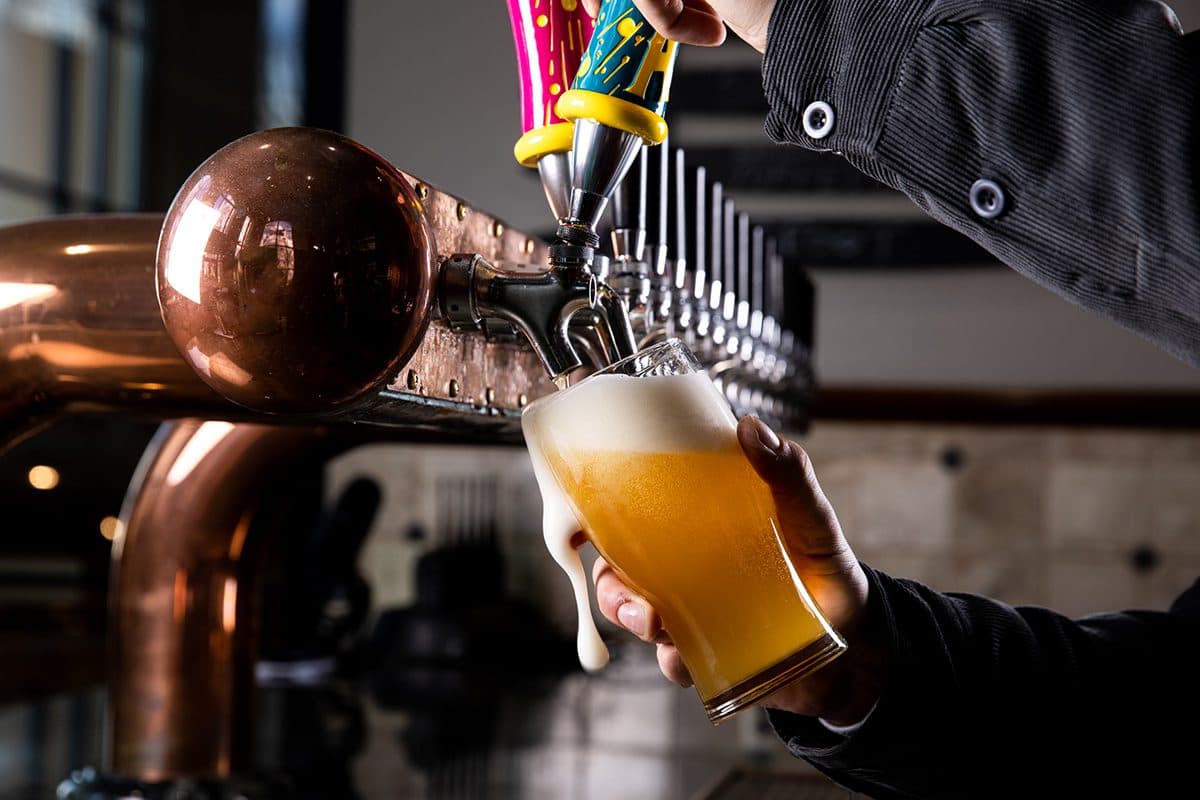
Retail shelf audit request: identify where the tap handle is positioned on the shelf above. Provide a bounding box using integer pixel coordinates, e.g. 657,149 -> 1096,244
668,148 -> 687,283
751,225 -> 765,313
722,197 -> 736,315
708,181 -> 724,310
766,238 -> 784,320
689,165 -> 708,300
647,137 -> 669,244
508,0 -> 596,167
557,0 -> 679,146
737,212 -> 751,303
610,146 -> 647,262
645,134 -> 669,271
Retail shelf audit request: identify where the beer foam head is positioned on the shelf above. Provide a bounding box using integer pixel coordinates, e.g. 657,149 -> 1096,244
522,371 -> 737,453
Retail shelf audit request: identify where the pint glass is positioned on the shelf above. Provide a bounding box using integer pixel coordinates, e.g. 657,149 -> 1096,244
522,339 -> 846,722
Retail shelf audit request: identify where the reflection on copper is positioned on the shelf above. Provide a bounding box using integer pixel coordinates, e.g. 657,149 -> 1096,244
0,281 -> 58,311
164,190 -> 218,305
0,215 -> 234,451
165,420 -> 235,486
108,421 -> 339,779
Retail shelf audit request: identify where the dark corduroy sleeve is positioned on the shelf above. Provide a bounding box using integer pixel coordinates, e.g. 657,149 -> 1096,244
762,0 -> 1200,366
766,566 -> 1200,797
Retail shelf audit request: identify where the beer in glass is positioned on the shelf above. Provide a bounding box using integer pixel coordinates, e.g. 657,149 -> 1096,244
522,339 -> 845,722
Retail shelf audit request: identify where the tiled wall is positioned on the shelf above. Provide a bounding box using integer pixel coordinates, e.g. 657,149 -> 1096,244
800,423 -> 1200,618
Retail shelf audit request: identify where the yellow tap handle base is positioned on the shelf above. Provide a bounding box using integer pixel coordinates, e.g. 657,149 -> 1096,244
556,89 -> 668,146
514,122 -> 576,168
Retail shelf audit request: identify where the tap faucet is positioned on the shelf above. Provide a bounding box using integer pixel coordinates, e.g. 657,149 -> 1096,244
439,249 -> 636,384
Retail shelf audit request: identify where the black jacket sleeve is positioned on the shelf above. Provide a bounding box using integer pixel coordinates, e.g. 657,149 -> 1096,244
767,566 -> 1200,797
761,0 -> 1200,365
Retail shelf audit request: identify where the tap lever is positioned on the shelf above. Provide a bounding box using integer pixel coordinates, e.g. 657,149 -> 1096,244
735,212 -> 752,333
439,253 -> 597,381
644,136 -> 670,278
707,181 -> 723,312
611,146 -> 648,264
721,197 -> 737,321
751,225 -> 765,314
669,148 -> 688,290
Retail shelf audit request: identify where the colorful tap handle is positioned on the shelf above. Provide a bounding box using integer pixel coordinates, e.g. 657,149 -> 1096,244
508,0 -> 596,168
557,0 -> 679,145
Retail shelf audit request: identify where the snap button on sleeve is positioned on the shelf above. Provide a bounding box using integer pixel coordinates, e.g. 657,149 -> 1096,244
969,179 -> 1006,219
802,101 -> 835,139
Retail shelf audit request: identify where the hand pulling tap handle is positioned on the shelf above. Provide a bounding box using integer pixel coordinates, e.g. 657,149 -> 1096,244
508,0 -> 596,220
555,0 -> 680,235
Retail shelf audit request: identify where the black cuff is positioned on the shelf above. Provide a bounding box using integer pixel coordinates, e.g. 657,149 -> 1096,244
762,0 -> 932,156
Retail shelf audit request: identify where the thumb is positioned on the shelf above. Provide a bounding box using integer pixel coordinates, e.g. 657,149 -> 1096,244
631,0 -> 727,46
736,417 -> 852,566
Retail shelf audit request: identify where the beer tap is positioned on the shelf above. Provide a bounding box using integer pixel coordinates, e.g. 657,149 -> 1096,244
444,0 -> 681,383
507,0 -> 596,220
607,147 -> 653,337
445,0 -> 682,383
645,137 -> 672,327
554,0 -> 678,241
666,148 -> 688,331
747,224 -> 766,366
673,162 -> 706,342
548,0 -> 679,357
700,179 -> 723,346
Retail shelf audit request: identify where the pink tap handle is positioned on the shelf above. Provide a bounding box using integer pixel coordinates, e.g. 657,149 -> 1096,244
508,0 -> 596,166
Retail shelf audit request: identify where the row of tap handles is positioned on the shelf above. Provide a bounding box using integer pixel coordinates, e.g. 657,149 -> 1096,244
442,0 -> 811,423
601,139 -> 802,392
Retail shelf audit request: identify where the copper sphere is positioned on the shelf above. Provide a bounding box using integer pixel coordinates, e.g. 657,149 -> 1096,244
156,127 -> 436,414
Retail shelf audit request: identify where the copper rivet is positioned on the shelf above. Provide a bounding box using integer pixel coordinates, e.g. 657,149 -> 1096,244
491,221 -> 504,238
416,183 -> 429,200
406,370 -> 419,390
448,379 -> 460,397
456,202 -> 469,221
518,393 -> 528,407
485,387 -> 495,404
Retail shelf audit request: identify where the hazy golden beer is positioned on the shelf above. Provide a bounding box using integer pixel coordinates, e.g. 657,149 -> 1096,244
524,340 -> 845,722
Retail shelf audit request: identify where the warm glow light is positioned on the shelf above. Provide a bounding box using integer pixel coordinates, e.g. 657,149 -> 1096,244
164,196 -> 219,305
64,244 -> 93,255
27,465 -> 60,490
222,576 -> 238,633
165,421 -> 236,486
99,516 -> 123,540
0,282 -> 57,312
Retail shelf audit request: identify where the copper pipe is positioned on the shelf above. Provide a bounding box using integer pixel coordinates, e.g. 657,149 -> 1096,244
107,420 -> 343,780
0,215 -> 235,451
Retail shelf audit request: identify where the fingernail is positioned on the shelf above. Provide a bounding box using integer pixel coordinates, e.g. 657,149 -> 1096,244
755,419 -> 783,453
617,602 -> 646,637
